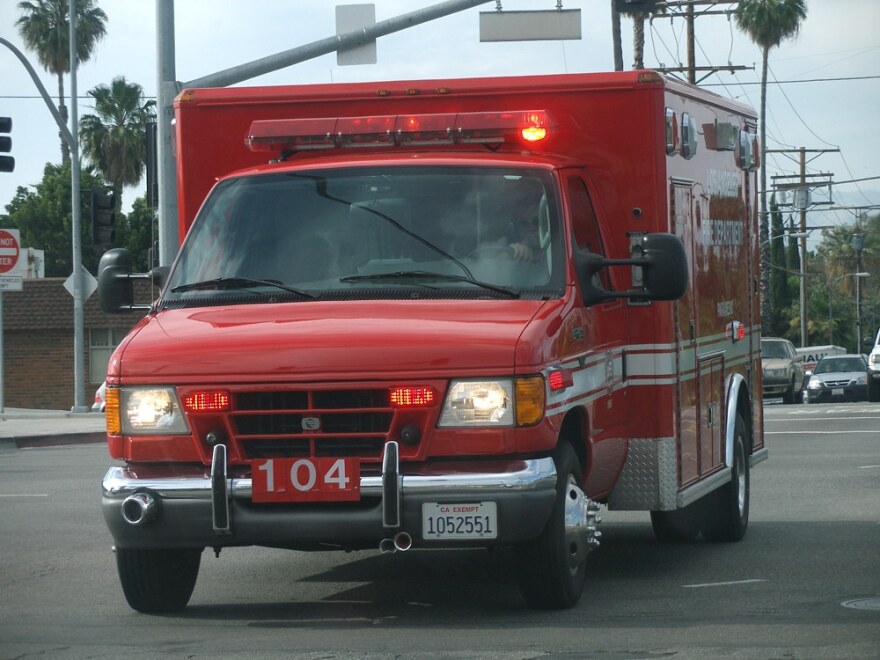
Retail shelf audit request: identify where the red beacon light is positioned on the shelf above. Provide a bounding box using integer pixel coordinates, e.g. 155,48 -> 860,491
389,386 -> 436,408
182,390 -> 231,413
246,110 -> 551,154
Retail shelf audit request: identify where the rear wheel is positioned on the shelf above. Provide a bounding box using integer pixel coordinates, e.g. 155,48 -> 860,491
116,547 -> 202,613
701,411 -> 750,542
516,442 -> 589,609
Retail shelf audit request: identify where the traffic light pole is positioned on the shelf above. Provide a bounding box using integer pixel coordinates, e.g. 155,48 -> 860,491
69,0 -> 89,412
0,15 -> 88,411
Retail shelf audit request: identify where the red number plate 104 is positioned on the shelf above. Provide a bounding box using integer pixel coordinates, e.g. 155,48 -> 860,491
251,457 -> 360,503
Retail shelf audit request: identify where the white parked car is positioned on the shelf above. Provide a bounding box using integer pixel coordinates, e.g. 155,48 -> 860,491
92,381 -> 107,413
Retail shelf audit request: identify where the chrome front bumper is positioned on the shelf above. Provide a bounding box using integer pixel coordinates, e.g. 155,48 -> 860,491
102,441 -> 558,551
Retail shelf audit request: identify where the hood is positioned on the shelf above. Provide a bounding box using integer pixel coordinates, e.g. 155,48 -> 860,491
761,358 -> 794,368
116,299 -> 550,382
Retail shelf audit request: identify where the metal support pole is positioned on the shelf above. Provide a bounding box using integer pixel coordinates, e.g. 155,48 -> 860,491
69,0 -> 88,412
156,0 -> 179,266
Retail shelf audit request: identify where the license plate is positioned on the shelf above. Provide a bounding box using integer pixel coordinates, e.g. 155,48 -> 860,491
251,457 -> 360,503
422,502 -> 498,540
832,388 -> 844,396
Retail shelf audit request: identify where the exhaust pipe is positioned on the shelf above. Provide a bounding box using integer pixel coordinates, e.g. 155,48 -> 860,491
121,492 -> 159,526
379,531 -> 413,554
393,531 -> 412,552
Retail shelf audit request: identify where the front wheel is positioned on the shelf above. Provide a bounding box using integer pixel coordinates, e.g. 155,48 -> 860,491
116,547 -> 202,613
701,412 -> 750,542
516,442 -> 591,609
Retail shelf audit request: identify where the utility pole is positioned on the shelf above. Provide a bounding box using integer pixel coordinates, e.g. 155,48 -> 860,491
767,147 -> 839,348
650,1 -> 749,84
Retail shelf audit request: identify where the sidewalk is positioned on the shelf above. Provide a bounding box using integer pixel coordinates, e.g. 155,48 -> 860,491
0,408 -> 107,448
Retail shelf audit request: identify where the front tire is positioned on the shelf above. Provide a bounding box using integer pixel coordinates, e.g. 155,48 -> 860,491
516,442 -> 588,609
116,547 -> 202,613
701,412 -> 750,542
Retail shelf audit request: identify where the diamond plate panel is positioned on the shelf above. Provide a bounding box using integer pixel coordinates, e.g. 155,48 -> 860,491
607,437 -> 679,510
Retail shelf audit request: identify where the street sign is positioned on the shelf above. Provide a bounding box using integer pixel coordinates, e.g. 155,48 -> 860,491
0,228 -> 21,274
336,4 -> 377,66
0,275 -> 22,291
64,266 -> 98,301
479,9 -> 582,42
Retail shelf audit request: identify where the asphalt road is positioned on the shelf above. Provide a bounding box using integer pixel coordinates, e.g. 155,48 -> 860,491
0,402 -> 877,659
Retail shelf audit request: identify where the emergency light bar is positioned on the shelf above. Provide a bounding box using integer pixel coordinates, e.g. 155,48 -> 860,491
246,110 -> 552,154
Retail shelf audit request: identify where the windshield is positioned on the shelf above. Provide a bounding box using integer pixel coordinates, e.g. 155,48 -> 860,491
761,341 -> 788,359
815,357 -> 865,374
163,166 -> 565,307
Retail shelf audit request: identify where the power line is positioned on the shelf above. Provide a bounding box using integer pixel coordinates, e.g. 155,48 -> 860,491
703,74 -> 880,86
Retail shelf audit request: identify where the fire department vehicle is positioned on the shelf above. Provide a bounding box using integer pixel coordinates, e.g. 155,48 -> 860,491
97,71 -> 766,613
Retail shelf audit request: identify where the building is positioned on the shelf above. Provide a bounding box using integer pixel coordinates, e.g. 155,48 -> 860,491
2,277 -> 151,410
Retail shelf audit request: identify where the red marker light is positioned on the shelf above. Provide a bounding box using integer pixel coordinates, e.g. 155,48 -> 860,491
183,390 -> 231,413
548,369 -> 574,392
389,386 -> 436,407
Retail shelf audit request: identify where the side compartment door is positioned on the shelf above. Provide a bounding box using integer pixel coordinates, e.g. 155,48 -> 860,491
671,179 -> 700,487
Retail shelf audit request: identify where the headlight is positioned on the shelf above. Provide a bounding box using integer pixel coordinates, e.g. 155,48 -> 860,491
856,374 -> 867,385
120,387 -> 190,435
438,377 -> 545,427
807,376 -> 822,390
870,354 -> 880,365
764,368 -> 783,378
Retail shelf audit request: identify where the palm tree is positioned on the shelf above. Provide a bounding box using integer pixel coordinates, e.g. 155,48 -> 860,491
15,0 -> 108,165
79,76 -> 156,215
616,1 -> 661,70
735,0 -> 807,332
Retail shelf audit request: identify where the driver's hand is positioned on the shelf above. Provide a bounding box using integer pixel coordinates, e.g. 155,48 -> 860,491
510,242 -> 536,261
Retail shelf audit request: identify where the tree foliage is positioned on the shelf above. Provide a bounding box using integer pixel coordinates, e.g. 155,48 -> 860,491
80,77 -> 156,215
15,0 -> 108,164
2,162 -> 104,276
1,163 -> 156,276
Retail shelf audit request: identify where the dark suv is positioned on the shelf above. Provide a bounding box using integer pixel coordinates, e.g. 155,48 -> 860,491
761,337 -> 805,404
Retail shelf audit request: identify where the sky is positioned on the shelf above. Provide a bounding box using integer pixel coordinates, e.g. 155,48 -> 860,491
1,0 -> 878,249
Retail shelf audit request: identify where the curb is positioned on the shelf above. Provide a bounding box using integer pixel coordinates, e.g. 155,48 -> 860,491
1,432 -> 106,449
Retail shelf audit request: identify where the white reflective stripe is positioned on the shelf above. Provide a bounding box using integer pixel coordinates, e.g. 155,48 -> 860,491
544,334 -> 760,405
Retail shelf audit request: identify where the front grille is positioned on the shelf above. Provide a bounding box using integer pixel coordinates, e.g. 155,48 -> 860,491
229,388 -> 393,460
823,378 -> 853,387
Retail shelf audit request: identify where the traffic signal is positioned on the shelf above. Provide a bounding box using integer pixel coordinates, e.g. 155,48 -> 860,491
0,116 -> 13,173
91,187 -> 116,247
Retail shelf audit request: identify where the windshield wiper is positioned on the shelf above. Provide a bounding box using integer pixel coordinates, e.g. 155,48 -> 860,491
340,270 -> 519,298
171,277 -> 316,298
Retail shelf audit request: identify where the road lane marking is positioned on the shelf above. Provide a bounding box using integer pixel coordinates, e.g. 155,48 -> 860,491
0,493 -> 49,497
766,430 -> 878,434
682,579 -> 767,589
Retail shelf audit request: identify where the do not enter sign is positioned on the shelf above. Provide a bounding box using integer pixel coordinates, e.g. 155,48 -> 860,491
0,228 -> 20,274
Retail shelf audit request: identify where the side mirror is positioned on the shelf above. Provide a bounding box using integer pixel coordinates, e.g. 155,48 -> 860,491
575,233 -> 688,306
97,248 -> 155,313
